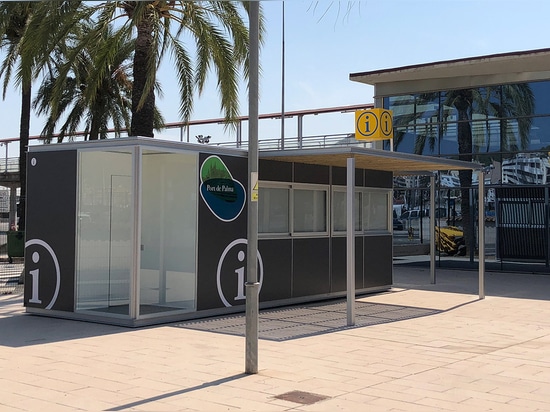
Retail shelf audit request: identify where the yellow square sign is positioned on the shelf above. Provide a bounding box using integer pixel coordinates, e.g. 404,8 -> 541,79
355,109 -> 393,141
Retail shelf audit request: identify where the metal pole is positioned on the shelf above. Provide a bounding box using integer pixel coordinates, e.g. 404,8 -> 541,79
346,157 -> 355,326
470,187 -> 475,263
545,187 -> 549,268
280,1 -> 285,150
430,174 -> 436,284
237,121 -> 242,148
298,115 -> 303,149
131,145 -> 142,320
245,1 -> 260,375
478,170 -> 485,299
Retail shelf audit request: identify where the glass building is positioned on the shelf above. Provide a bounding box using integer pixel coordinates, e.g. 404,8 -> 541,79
351,49 -> 550,265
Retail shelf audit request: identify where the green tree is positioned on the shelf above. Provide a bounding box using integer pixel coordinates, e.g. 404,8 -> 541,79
33,24 -> 164,142
0,2 -> 36,231
75,1 -> 258,138
0,1 -> 78,230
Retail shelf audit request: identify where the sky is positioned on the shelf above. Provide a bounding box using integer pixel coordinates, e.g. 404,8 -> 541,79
2,0 -> 550,152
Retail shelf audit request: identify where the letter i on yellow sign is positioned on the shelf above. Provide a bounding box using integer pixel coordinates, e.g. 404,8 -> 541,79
355,109 -> 393,141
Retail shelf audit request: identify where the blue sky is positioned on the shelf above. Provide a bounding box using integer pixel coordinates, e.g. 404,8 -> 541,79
2,0 -> 550,149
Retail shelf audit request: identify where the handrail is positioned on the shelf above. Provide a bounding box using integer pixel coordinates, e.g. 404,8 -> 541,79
1,103 -> 373,144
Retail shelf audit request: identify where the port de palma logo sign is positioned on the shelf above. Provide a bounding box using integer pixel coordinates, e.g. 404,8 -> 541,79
200,155 -> 246,222
355,109 -> 393,141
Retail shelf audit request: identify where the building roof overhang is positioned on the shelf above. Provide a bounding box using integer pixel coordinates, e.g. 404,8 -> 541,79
260,146 -> 480,175
350,48 -> 550,97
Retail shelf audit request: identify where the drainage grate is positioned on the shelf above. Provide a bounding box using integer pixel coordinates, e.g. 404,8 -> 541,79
274,390 -> 330,405
174,299 -> 440,341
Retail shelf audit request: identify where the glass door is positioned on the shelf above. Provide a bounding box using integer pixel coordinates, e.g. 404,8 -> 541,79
139,150 -> 198,317
76,150 -> 133,316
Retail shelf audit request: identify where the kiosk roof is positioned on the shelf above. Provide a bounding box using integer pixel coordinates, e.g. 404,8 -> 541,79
260,146 -> 480,175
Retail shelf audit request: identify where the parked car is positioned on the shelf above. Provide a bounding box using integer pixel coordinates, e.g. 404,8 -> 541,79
400,210 -> 421,220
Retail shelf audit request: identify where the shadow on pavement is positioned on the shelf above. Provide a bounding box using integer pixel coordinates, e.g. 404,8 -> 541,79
105,373 -> 249,411
394,264 -> 550,301
0,292 -> 127,348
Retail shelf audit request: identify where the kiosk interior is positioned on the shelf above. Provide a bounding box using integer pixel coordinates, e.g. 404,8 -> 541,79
23,137 -> 478,326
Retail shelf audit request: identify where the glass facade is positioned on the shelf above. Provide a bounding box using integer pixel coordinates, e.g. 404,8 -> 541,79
76,148 -> 198,319
384,80 -> 550,185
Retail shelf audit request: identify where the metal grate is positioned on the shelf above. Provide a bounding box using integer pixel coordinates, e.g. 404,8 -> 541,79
173,299 -> 440,341
274,390 -> 330,405
0,262 -> 23,295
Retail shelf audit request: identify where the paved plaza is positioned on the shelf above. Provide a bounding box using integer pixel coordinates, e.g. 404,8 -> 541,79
1,265 -> 550,411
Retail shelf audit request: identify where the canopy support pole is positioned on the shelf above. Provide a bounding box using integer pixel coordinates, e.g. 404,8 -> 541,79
346,157 -> 356,326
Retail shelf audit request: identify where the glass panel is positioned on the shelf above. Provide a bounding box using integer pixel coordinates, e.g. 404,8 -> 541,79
387,94 -> 439,155
258,186 -> 289,233
441,119 -> 504,156
387,95 -> 415,119
140,151 -> 198,316
332,190 -> 361,232
363,190 -> 389,231
294,188 -> 327,233
502,118 -> 527,152
530,81 -> 550,115
76,151 -> 133,314
527,116 -> 550,150
439,121 -> 459,156
415,93 -> 439,124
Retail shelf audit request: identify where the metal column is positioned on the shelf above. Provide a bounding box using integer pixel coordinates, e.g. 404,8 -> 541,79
430,174 -> 436,284
245,1 -> 260,375
478,170 -> 485,299
346,157 -> 355,326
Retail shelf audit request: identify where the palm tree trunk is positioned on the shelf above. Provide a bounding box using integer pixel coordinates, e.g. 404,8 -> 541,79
88,110 -> 101,140
130,16 -> 155,137
18,79 -> 31,232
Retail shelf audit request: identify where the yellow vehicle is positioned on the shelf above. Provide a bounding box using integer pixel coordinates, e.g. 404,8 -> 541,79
435,226 -> 466,256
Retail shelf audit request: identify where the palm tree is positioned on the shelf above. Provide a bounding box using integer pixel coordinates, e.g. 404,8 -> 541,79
74,1 -> 258,138
393,84 -> 534,253
0,1 -> 83,230
33,24 -> 164,142
0,2 -> 36,231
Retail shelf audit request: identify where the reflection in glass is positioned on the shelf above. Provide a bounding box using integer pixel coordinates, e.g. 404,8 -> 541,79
294,189 -> 327,232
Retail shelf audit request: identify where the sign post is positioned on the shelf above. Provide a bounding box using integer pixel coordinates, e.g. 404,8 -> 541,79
245,1 -> 260,375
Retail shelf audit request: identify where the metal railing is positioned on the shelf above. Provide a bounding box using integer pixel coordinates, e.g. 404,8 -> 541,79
0,157 -> 19,174
215,132 -> 374,150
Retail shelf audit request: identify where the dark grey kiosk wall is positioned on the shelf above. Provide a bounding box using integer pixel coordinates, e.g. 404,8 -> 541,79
24,138 -> 393,326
